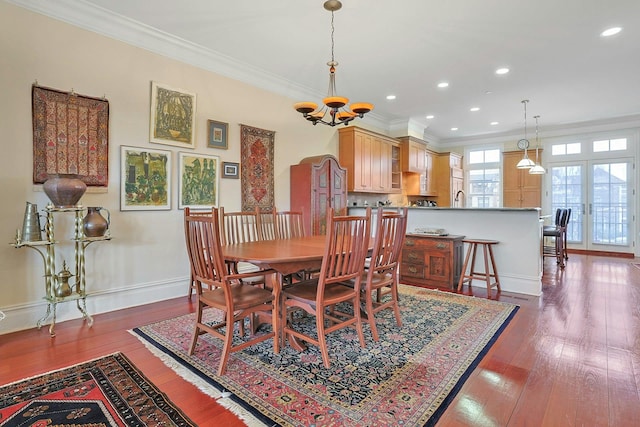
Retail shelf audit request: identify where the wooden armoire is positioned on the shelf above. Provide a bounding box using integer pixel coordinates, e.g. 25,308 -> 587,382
290,155 -> 347,235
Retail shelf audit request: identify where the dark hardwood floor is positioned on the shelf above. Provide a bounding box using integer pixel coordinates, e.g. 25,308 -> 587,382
2,254 -> 639,426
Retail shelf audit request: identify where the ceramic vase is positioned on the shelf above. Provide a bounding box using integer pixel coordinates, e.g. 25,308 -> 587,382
83,207 -> 110,238
43,174 -> 87,208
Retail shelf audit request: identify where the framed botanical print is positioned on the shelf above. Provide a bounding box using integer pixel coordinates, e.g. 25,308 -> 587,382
178,152 -> 220,209
222,161 -> 239,179
149,81 -> 196,148
207,119 -> 228,149
120,146 -> 171,211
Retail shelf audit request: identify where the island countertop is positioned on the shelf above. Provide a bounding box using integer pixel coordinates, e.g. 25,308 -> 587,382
349,206 -> 543,296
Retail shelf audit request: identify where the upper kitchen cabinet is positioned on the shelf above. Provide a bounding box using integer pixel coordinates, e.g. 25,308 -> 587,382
398,136 -> 436,197
400,137 -> 426,173
503,151 -> 542,208
338,127 -> 401,194
434,152 -> 464,207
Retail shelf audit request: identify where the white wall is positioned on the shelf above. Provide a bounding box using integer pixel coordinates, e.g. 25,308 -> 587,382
0,2 -> 340,333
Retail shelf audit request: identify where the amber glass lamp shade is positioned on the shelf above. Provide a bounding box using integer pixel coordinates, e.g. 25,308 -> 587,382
350,102 -> 374,115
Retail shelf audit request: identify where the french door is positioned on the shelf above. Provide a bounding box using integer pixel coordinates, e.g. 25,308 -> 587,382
547,158 -> 634,253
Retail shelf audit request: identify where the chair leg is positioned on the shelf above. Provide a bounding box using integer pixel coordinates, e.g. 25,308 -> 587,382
365,292 -> 380,342
217,311 -> 236,376
188,302 -> 203,355
317,313 -> 331,368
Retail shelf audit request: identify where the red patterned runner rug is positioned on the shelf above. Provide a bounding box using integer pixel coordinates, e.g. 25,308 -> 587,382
0,352 -> 196,426
131,286 -> 518,426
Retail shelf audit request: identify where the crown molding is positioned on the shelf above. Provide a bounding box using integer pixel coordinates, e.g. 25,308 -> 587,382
7,0 -> 391,131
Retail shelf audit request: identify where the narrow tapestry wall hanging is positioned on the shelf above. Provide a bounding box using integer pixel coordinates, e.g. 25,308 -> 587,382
32,85 -> 109,186
240,124 -> 275,211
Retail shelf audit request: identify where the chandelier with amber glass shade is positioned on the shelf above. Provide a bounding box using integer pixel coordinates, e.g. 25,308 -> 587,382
293,0 -> 373,126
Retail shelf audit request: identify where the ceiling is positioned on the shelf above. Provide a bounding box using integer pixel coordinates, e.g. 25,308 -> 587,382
13,0 -> 640,143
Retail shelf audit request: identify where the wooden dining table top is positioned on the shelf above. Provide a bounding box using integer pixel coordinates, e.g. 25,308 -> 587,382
222,235 -> 329,276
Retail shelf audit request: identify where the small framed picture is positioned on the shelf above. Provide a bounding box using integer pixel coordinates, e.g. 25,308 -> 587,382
207,120 -> 228,149
178,152 -> 220,209
222,162 -> 239,179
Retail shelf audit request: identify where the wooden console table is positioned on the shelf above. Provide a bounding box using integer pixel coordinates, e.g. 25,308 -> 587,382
400,234 -> 465,290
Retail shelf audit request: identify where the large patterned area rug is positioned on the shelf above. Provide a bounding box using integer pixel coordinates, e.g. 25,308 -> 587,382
0,352 -> 196,426
132,286 -> 518,426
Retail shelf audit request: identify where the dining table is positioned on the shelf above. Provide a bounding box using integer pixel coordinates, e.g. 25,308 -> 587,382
223,234 -> 329,350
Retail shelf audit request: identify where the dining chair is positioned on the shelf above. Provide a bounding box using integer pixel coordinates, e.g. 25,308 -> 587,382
346,207 -> 408,341
219,207 -> 265,285
186,209 -> 220,298
282,207 -> 371,368
275,210 -> 306,239
184,207 -> 278,375
257,206 -> 277,241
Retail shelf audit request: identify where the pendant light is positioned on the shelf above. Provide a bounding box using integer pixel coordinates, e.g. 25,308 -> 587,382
516,100 -> 535,169
529,115 -> 546,174
293,0 -> 373,126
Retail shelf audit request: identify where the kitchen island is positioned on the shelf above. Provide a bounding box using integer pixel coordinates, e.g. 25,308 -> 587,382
349,207 -> 543,296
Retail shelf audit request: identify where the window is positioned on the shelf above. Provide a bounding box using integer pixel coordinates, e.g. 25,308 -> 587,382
593,138 -> 627,152
466,148 -> 501,207
551,142 -> 581,156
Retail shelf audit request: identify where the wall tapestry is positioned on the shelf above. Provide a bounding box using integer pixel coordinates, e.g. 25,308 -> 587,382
32,85 -> 109,186
149,81 -> 196,148
120,146 -> 171,211
178,152 -> 220,209
240,124 -> 275,211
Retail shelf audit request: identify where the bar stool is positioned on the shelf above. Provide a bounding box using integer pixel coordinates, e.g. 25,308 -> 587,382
457,239 -> 501,297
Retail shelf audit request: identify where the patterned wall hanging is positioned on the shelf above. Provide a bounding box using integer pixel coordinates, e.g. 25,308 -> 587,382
32,85 -> 109,186
240,124 -> 275,211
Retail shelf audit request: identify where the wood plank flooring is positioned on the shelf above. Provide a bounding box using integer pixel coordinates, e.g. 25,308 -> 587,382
1,254 -> 639,426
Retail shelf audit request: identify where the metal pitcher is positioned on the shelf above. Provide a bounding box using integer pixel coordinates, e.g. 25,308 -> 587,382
21,202 -> 43,242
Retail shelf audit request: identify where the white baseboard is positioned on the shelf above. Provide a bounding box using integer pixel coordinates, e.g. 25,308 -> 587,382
0,276 -> 190,335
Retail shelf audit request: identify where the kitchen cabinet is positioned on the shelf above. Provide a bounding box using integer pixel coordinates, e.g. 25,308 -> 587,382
338,127 -> 400,194
400,137 -> 426,173
503,151 -> 542,208
434,152 -> 464,207
403,148 -> 437,196
290,155 -> 347,235
400,234 -> 465,290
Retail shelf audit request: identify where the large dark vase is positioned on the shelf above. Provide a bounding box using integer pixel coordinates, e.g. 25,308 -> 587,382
83,207 -> 110,237
43,174 -> 87,208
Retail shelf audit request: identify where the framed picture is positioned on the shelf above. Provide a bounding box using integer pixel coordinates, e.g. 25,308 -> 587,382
149,81 -> 196,148
222,161 -> 240,179
120,146 -> 172,211
207,120 -> 229,149
178,152 -> 220,209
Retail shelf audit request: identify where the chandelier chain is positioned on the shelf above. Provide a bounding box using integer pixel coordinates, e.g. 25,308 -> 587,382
330,10 -> 335,63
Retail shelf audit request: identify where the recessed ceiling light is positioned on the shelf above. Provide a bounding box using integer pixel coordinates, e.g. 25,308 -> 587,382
451,127 -> 458,131
470,107 -> 480,112
437,82 -> 449,88
485,90 -> 493,95
426,115 -> 435,119
490,121 -> 499,126
601,27 -> 622,37
495,67 -> 510,75
386,95 -> 396,100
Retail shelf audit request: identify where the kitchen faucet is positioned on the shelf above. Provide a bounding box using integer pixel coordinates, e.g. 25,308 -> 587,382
454,190 -> 465,208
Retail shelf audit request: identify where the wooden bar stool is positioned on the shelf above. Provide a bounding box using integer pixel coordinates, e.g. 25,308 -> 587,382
457,239 -> 501,297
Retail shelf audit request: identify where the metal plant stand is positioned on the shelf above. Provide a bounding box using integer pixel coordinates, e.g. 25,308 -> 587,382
11,205 -> 111,337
